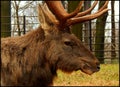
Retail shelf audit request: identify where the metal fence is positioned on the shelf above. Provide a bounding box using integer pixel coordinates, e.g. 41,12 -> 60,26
1,15 -> 119,64
83,21 -> 119,64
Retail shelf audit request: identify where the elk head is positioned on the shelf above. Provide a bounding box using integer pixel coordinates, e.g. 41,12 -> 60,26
38,0 -> 108,75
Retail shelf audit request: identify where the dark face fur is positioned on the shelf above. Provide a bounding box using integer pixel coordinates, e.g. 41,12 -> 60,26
44,26 -> 100,75
38,3 -> 100,75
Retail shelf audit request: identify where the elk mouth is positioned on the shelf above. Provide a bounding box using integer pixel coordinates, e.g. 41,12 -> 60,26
76,63 -> 100,75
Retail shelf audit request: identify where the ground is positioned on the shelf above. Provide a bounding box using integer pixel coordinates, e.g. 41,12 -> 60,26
54,64 -> 119,86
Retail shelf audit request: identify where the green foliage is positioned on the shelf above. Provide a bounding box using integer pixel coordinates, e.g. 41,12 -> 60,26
68,1 -> 83,40
1,1 -> 11,37
95,1 -> 108,63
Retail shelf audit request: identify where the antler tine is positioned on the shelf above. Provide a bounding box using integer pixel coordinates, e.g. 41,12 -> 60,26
45,1 -> 84,21
70,1 -> 84,17
67,1 -> 109,26
75,1 -> 98,17
97,1 -> 109,13
67,9 -> 108,26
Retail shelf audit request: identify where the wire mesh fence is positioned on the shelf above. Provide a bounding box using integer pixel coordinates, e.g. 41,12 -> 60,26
1,15 -> 119,64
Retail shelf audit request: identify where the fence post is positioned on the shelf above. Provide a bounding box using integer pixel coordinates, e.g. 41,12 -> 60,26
118,19 -> 120,61
89,20 -> 92,51
23,15 -> 26,34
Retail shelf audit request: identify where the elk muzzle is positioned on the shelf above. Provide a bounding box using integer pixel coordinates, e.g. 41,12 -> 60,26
79,57 -> 100,75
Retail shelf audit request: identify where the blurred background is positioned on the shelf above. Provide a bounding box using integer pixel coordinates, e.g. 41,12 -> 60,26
1,1 -> 119,86
1,1 -> 119,64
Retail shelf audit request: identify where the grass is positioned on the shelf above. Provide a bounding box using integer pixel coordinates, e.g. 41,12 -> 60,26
53,64 -> 119,86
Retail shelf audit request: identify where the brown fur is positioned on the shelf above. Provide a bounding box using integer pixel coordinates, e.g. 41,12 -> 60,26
1,4 -> 100,86
1,25 -> 99,86
1,26 -> 53,86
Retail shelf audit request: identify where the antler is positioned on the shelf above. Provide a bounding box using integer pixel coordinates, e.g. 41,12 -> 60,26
45,1 -> 84,21
45,0 -> 109,28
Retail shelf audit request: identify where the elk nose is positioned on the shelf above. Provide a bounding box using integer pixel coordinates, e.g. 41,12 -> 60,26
95,61 -> 100,70
97,65 -> 100,70
97,64 -> 100,71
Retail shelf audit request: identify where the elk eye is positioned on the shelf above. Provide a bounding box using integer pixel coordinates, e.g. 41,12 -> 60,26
64,41 -> 73,46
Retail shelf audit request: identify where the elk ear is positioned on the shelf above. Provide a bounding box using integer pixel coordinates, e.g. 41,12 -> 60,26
38,4 -> 52,30
37,4 -> 58,31
37,3 -> 59,36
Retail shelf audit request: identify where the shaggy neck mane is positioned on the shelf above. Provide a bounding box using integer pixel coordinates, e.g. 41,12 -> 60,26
15,26 -> 45,46
1,26 -> 57,86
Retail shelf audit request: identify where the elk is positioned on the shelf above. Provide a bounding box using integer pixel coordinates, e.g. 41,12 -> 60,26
1,1 -> 108,86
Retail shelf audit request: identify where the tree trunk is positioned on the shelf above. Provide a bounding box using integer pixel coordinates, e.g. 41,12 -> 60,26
95,1 -> 108,63
111,0 -> 116,61
68,1 -> 83,40
14,1 -> 21,36
1,1 -> 11,37
84,1 -> 91,48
